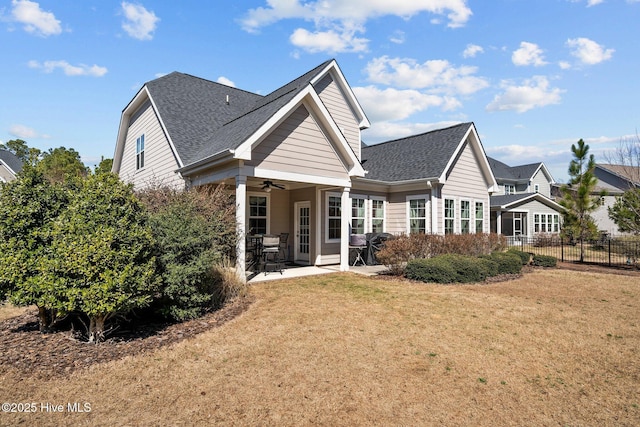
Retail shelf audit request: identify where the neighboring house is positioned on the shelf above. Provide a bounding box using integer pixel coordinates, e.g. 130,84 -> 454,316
487,157 -> 563,238
591,163 -> 640,235
112,60 -> 499,279
0,149 -> 23,183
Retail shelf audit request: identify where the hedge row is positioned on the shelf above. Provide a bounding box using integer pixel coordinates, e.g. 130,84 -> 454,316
405,251 -> 526,284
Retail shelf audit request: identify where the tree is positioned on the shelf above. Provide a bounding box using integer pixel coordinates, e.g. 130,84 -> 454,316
38,146 -> 88,183
559,139 -> 601,261
45,173 -> 158,342
604,132 -> 640,234
0,164 -> 71,330
0,139 -> 41,165
94,157 -> 113,175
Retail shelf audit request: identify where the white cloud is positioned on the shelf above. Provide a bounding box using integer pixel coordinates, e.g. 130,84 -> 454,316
512,42 -> 547,67
362,121 -> 461,144
217,76 -> 236,87
28,60 -> 108,77
241,0 -> 472,31
364,56 -> 489,95
486,76 -> 564,113
566,37 -> 614,65
10,0 -> 62,36
121,2 -> 159,41
240,0 -> 472,53
462,44 -> 483,58
9,124 -> 49,139
558,61 -> 571,70
290,24 -> 368,53
569,0 -> 604,6
353,86 -> 460,122
390,30 -> 406,44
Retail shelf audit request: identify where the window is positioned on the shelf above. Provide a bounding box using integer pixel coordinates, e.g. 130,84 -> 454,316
371,199 -> 385,232
475,202 -> 484,233
136,134 -> 145,170
444,199 -> 455,234
351,197 -> 366,234
408,198 -> 427,234
504,184 -> 515,195
534,213 -> 560,233
249,195 -> 268,235
327,194 -> 341,241
460,200 -> 470,234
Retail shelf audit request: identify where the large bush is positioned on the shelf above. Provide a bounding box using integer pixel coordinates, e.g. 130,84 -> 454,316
138,185 -> 239,322
0,165 -> 71,331
44,173 -> 158,342
507,248 -> 531,265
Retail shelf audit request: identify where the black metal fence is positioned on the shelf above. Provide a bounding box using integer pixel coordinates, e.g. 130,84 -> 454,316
506,235 -> 640,268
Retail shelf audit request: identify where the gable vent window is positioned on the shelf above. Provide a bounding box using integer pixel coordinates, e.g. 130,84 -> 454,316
136,134 -> 145,170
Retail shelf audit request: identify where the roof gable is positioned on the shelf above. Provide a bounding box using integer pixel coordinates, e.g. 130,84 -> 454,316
490,192 -> 564,211
360,122 -> 496,189
596,163 -> 640,187
0,150 -> 23,175
487,156 -> 549,183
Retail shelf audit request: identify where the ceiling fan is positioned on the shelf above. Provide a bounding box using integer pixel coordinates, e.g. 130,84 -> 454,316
261,180 -> 285,192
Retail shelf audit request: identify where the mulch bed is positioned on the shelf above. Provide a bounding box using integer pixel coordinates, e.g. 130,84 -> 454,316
0,295 -> 254,380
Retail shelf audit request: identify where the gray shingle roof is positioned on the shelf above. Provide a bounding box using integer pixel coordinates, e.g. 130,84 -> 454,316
144,60 -> 334,167
487,156 -> 541,182
490,193 -> 537,207
0,149 -> 23,175
361,123 -> 473,182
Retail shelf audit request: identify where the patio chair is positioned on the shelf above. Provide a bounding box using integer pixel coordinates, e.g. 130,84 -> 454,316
349,234 -> 367,266
261,235 -> 283,275
278,233 -> 289,262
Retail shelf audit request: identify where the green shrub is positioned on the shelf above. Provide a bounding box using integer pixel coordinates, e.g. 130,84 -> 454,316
507,248 -> 531,265
532,254 -> 557,267
405,257 -> 457,284
483,252 -> 523,275
140,185 -> 237,322
406,254 -> 499,284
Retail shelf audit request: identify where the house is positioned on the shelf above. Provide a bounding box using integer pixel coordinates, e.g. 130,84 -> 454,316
487,157 -> 563,239
0,150 -> 22,182
112,60 -> 499,279
592,163 -> 640,235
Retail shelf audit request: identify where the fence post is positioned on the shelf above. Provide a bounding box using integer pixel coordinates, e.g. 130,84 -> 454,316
561,237 -> 564,262
608,238 -> 611,267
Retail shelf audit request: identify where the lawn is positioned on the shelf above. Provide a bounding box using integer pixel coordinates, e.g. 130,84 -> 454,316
1,268 -> 639,426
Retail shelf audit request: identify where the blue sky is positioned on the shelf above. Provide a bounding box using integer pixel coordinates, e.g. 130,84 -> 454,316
1,0 -> 639,182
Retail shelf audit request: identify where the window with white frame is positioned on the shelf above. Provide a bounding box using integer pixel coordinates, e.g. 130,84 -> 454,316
248,195 -> 268,235
351,197 -> 366,234
534,213 -> 560,233
475,202 -> 484,233
444,198 -> 455,234
460,200 -> 470,234
504,184 -> 515,195
136,134 -> 145,170
371,199 -> 385,232
408,197 -> 428,234
327,194 -> 342,241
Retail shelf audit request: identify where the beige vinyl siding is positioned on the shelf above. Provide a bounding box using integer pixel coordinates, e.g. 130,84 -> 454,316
441,141 -> 490,234
248,105 -> 348,180
514,200 -> 561,236
0,164 -> 15,182
313,75 -> 361,158
120,102 -> 183,189
530,169 -> 551,197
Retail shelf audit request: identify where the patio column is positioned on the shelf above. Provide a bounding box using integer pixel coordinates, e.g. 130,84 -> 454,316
340,187 -> 351,271
496,210 -> 502,235
235,174 -> 247,282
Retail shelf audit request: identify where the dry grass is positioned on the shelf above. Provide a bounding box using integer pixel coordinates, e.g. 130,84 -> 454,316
1,269 -> 639,426
0,302 -> 30,322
